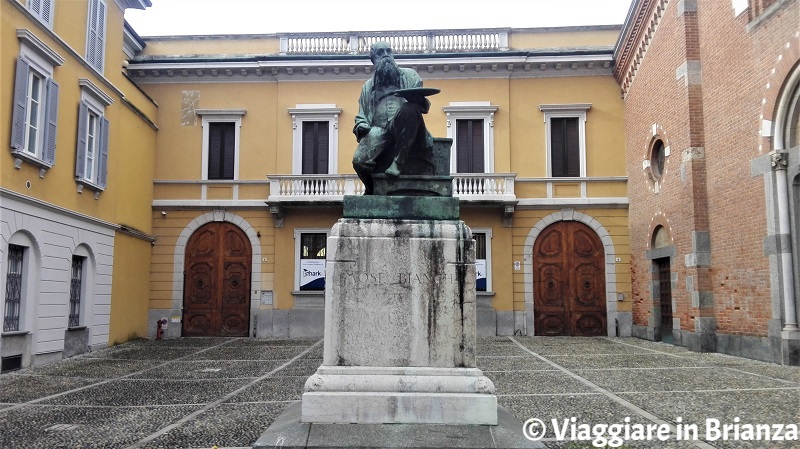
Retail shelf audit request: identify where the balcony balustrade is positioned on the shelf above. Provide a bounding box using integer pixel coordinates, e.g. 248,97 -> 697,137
266,173 -> 516,204
278,29 -> 509,55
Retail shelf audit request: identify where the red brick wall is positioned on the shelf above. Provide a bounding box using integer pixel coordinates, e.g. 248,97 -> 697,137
625,0 -> 800,338
625,0 -> 705,332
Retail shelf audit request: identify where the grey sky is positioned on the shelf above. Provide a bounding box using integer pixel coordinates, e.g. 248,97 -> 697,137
125,0 -> 633,37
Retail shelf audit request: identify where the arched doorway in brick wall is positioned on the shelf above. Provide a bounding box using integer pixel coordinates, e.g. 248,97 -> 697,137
183,222 -> 251,337
533,221 -> 607,336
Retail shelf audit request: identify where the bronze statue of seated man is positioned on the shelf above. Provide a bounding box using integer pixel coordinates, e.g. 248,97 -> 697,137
352,42 -> 435,195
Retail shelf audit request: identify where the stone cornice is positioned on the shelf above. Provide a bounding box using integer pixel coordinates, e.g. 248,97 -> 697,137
126,50 -> 614,84
613,0 -> 668,97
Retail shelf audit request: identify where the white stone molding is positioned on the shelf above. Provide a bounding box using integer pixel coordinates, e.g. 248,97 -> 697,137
523,210 -> 619,336
171,212 -> 263,330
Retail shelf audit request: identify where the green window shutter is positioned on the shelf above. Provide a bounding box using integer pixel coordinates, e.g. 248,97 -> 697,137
75,102 -> 88,179
11,57 -> 30,152
97,116 -> 109,188
43,79 -> 58,166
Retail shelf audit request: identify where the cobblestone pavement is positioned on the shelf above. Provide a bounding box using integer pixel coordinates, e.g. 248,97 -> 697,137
1,337 -> 798,448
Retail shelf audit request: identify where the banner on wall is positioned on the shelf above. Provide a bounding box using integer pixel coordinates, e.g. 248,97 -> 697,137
476,259 -> 487,291
300,259 -> 326,290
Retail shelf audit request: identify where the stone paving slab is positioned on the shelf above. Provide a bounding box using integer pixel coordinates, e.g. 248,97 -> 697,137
517,338 -> 647,356
477,355 -> 557,371
28,357 -> 157,378
130,360 -> 287,380
40,378 -> 252,406
1,336 -> 799,448
618,390 -> 800,449
228,376 -> 307,403
141,402 -> 288,449
730,364 -> 800,384
0,374 -> 96,402
498,394 -> 701,448
574,366 -> 797,393
185,345 -> 309,361
487,371 -> 595,395
278,358 -> 323,377
0,404 -> 201,448
224,338 -> 321,347
543,353 -> 708,369
85,345 -> 201,360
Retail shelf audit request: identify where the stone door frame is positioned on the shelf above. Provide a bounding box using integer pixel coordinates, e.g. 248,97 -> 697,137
167,211 -> 262,338
524,210 -> 626,337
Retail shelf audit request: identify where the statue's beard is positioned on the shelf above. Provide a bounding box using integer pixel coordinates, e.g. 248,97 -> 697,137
374,57 -> 401,89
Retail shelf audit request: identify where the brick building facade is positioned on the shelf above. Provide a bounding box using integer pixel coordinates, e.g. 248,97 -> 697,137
616,0 -> 800,364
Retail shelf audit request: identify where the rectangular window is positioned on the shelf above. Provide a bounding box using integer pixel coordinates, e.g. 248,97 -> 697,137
474,233 -> 487,292
299,233 -> 326,291
85,110 -> 98,182
24,70 -> 44,157
69,256 -> 84,327
456,119 -> 485,173
207,122 -> 236,180
550,117 -> 580,177
4,245 -> 24,332
86,0 -> 106,72
302,121 -> 330,174
541,104 -> 590,178
11,56 -> 58,166
76,101 -> 109,189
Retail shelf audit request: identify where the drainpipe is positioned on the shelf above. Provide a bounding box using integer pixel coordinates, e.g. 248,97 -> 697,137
773,151 -> 799,332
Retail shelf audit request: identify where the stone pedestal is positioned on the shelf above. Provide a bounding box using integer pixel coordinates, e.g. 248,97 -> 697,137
300,215 -> 498,425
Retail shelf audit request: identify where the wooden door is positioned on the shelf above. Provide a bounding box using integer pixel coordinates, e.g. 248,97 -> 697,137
656,257 -> 673,343
533,221 -> 606,336
183,222 -> 251,337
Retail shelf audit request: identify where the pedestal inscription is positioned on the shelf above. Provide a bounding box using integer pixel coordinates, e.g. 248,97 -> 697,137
301,218 -> 498,425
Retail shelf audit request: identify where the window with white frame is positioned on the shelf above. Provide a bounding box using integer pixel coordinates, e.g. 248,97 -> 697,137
76,79 -> 112,190
472,229 -> 493,292
10,34 -> 64,170
443,102 -> 498,174
295,229 -> 328,291
288,105 -> 342,175
85,0 -> 106,72
540,104 -> 591,177
27,0 -> 55,28
197,110 -> 245,181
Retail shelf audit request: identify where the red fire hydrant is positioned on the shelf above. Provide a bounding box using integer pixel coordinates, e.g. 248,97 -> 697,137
156,318 -> 168,340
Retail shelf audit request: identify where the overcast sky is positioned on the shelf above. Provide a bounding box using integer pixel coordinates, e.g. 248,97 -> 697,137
125,0 -> 634,37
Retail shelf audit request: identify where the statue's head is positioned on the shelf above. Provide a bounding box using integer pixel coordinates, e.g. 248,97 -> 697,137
369,42 -> 394,65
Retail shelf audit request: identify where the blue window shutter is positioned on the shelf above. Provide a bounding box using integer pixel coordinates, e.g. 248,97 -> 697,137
97,116 -> 109,188
11,57 -> 30,152
76,102 -> 88,179
96,0 -> 106,72
43,79 -> 59,166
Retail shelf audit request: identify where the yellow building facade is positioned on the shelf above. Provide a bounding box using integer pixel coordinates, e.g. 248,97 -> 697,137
128,27 -> 631,339
1,0 -> 157,369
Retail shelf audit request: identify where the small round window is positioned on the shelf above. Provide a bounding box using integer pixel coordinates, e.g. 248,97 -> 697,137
650,139 -> 666,179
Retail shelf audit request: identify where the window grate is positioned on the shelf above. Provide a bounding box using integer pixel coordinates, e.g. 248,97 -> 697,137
1,355 -> 22,372
69,256 -> 83,327
4,245 -> 24,332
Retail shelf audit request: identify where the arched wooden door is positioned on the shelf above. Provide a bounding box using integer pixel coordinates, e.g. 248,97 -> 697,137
533,221 -> 606,336
183,222 -> 251,337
